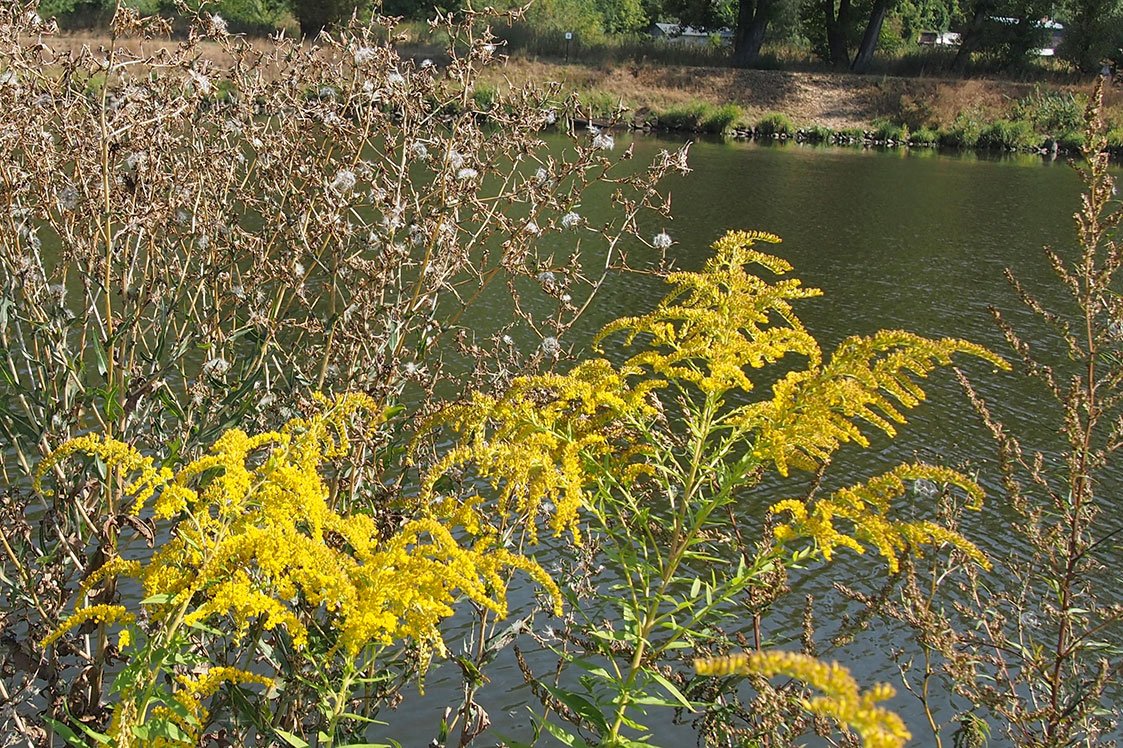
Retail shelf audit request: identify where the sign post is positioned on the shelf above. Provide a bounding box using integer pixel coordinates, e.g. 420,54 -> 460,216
565,32 -> 573,63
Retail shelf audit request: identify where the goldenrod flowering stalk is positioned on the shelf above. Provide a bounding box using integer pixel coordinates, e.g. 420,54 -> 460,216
695,651 -> 910,748
422,230 -> 1005,747
39,393 -> 560,745
39,604 -> 136,650
771,463 -> 992,572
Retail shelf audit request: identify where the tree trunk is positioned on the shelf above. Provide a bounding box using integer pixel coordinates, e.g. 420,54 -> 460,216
951,1 -> 990,72
732,0 -> 776,67
851,0 -> 890,72
824,0 -> 852,67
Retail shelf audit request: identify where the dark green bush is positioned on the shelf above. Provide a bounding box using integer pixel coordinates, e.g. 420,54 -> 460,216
909,126 -> 939,145
1012,87 -> 1086,135
1056,129 -> 1085,152
802,124 -> 834,143
756,112 -> 795,136
977,119 -> 1040,150
700,103 -> 742,134
658,104 -> 707,131
873,120 -> 909,142
938,115 -> 984,148
1106,126 -> 1123,152
472,83 -> 498,112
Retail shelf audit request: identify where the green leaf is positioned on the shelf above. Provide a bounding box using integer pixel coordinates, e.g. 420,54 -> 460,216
274,728 -> 311,748
43,716 -> 107,747
338,712 -> 389,725
539,719 -> 592,748
132,720 -> 191,742
91,336 -> 108,376
647,670 -> 694,710
139,593 -> 175,605
537,683 -> 610,735
569,657 -> 614,681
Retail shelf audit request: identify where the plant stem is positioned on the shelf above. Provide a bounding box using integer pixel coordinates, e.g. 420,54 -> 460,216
606,392 -> 719,744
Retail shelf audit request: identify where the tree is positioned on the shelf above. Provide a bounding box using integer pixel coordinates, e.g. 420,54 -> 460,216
1059,0 -> 1123,71
949,0 -> 1054,71
290,0 -> 361,37
663,0 -> 787,68
732,0 -> 784,65
800,0 -> 902,71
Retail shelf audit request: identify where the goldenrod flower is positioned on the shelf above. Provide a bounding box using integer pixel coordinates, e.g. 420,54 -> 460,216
695,650 -> 910,748
40,604 -> 135,649
770,463 -> 990,572
41,391 -> 561,738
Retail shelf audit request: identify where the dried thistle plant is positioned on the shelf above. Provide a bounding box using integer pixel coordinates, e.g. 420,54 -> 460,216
0,1 -> 686,741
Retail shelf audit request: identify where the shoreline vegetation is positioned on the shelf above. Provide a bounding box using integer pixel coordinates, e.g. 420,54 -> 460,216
4,5 -> 1122,744
46,30 -> 1123,159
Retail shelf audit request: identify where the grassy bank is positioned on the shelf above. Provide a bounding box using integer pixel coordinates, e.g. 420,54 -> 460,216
473,56 -> 1123,157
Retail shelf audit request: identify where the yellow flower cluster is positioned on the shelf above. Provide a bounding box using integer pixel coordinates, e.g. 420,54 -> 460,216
770,463 -> 991,572
41,393 -> 562,743
34,433 -> 172,513
596,230 -> 824,396
166,667 -> 273,744
424,231 -> 1005,558
422,358 -> 660,543
735,330 -> 1007,477
694,650 -> 910,748
39,604 -> 136,649
109,667 -> 273,748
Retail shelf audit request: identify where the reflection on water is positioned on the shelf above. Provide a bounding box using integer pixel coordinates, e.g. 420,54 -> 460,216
392,136 -> 1122,746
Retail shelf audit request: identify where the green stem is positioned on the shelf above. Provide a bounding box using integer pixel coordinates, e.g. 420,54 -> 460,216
605,392 -> 719,744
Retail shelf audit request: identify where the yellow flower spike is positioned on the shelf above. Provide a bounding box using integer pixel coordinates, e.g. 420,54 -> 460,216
33,433 -> 172,513
42,390 -> 560,716
694,650 -> 910,748
40,604 -> 136,649
77,557 -> 143,602
770,463 -> 990,571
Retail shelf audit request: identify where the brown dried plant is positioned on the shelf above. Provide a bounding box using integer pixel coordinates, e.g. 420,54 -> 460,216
883,80 -> 1123,748
0,1 -> 687,742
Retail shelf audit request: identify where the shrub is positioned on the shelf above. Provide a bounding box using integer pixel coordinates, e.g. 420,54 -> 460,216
700,102 -> 743,134
1056,129 -> 1085,152
977,118 -> 1040,150
1012,86 -> 1086,135
290,0 -> 356,37
873,119 -> 909,142
890,82 -> 1123,747
938,115 -> 984,148
802,123 -> 834,142
1106,126 -> 1123,152
0,5 -> 686,743
658,103 -> 708,130
431,229 -> 1003,748
577,88 -> 625,118
756,111 -> 795,136
472,81 -> 498,111
909,125 -> 939,145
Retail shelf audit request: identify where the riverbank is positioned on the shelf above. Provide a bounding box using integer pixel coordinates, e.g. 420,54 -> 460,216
490,57 -> 1123,126
46,32 -> 1120,154
477,57 -> 1123,155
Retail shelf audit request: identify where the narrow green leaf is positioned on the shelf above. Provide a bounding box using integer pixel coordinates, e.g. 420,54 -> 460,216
273,728 -> 310,748
538,683 -> 610,735
647,670 -> 694,711
539,719 -> 591,748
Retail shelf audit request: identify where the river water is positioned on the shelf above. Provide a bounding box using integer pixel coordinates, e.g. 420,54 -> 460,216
374,136 -> 1123,746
